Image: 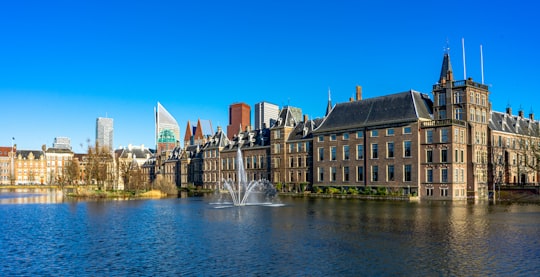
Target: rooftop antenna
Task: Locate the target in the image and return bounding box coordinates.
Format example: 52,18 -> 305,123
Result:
480,44 -> 485,84
462,38 -> 467,80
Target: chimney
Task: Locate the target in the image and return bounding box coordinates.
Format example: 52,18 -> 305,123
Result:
303,114 -> 308,123
529,113 -> 534,120
356,85 -> 362,101
349,97 -> 354,102
506,106 -> 512,115
518,110 -> 524,118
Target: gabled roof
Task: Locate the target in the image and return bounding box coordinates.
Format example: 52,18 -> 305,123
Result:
16,150 -> 45,160
223,128 -> 270,151
203,127 -> 229,149
288,117 -> 324,141
489,111 -> 540,136
315,90 -> 433,133
272,106 -> 298,128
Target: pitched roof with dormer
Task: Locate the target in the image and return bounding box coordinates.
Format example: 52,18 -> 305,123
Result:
271,106 -> 298,128
489,111 -> 540,136
17,150 -> 45,160
288,117 -> 324,141
314,90 -> 433,133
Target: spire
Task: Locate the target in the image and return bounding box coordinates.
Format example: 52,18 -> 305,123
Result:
326,87 -> 332,116
439,51 -> 454,84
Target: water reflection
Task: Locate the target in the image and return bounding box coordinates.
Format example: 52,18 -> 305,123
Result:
0,194 -> 539,276
0,190 -> 64,204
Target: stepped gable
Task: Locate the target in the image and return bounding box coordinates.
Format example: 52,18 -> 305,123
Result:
315,90 -> 433,133
489,111 -> 540,136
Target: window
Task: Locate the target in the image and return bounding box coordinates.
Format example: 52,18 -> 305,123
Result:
298,142 -> 304,152
356,131 -> 364,138
404,165 -> 412,182
357,166 -> 364,181
274,144 -> 281,154
274,130 -> 281,139
318,148 -> 324,161
439,109 -> 447,119
330,167 -> 336,182
357,145 -> 364,160
371,130 -> 378,137
439,92 -> 446,106
343,133 -> 349,140
403,126 -> 412,134
318,167 -> 324,181
455,108 -> 463,120
330,146 -> 336,161
404,141 -> 411,157
470,108 -> 475,121
387,128 -> 394,136
343,166 -> 350,182
427,169 -> 433,183
454,91 -> 463,103
372,166 -> 378,181
427,149 -> 433,163
441,129 -> 449,143
371,144 -> 378,159
289,144 -> 295,153
343,145 -> 350,160
318,135 -> 324,142
387,165 -> 395,181
387,142 -> 394,158
455,149 -> 459,162
330,134 -> 337,141
441,168 -> 448,182
426,130 -> 433,143
441,149 -> 448,163
441,188 -> 448,197
427,187 -> 433,196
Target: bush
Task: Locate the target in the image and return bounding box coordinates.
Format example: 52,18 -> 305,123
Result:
313,186 -> 323,193
326,187 -> 341,194
376,187 -> 388,196
348,187 -> 359,195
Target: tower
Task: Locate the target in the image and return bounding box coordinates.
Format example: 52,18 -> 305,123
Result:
432,50 -> 491,199
96,117 -> 114,151
227,102 -> 251,140
254,101 -> 279,130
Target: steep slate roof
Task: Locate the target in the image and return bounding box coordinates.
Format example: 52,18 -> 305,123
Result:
288,118 -> 324,140
272,106 -> 298,128
17,150 -> 45,160
315,90 -> 433,133
489,111 -> 540,136
118,146 -> 153,159
203,128 -> 229,149
46,148 -> 73,154
224,128 -> 270,151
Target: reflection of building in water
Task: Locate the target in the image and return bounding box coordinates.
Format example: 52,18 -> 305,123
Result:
0,189 -> 63,204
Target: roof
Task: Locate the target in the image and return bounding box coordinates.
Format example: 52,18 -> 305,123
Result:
288,117 -> 324,141
46,147 -> 73,154
489,111 -> 540,136
439,53 -> 453,83
16,150 -> 45,160
118,145 -> 153,159
223,128 -> 270,151
0,147 -> 12,157
315,90 -> 433,133
272,106 -> 298,128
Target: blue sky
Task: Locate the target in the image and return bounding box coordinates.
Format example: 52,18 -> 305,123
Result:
1,0 -> 538,151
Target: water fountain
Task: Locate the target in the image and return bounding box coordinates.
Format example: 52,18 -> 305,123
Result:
219,147 -> 277,207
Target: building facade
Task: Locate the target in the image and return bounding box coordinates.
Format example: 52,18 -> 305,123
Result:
156,102 -> 180,154
96,117 -> 114,151
255,101 -> 279,130
227,102 -> 251,140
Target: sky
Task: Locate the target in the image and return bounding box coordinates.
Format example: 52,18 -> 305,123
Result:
1,0 -> 538,152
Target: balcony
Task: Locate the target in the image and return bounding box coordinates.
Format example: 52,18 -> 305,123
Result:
421,118 -> 467,128
433,79 -> 489,90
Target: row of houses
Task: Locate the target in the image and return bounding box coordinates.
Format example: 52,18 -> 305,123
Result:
3,53 -> 539,200
147,53 -> 540,200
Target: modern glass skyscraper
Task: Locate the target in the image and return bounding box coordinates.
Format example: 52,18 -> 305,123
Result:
96,117 -> 114,150
255,101 -> 279,130
155,102 -> 180,153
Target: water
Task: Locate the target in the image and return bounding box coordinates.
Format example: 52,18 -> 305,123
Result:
1,192 -> 540,276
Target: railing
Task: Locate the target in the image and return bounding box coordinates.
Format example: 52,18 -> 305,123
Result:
421,118 -> 467,128
433,79 -> 489,90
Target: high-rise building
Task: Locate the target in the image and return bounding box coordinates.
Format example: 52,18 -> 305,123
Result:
96,117 -> 114,150
254,101 -> 279,130
53,137 -> 72,150
155,102 -> 180,153
227,102 -> 251,140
